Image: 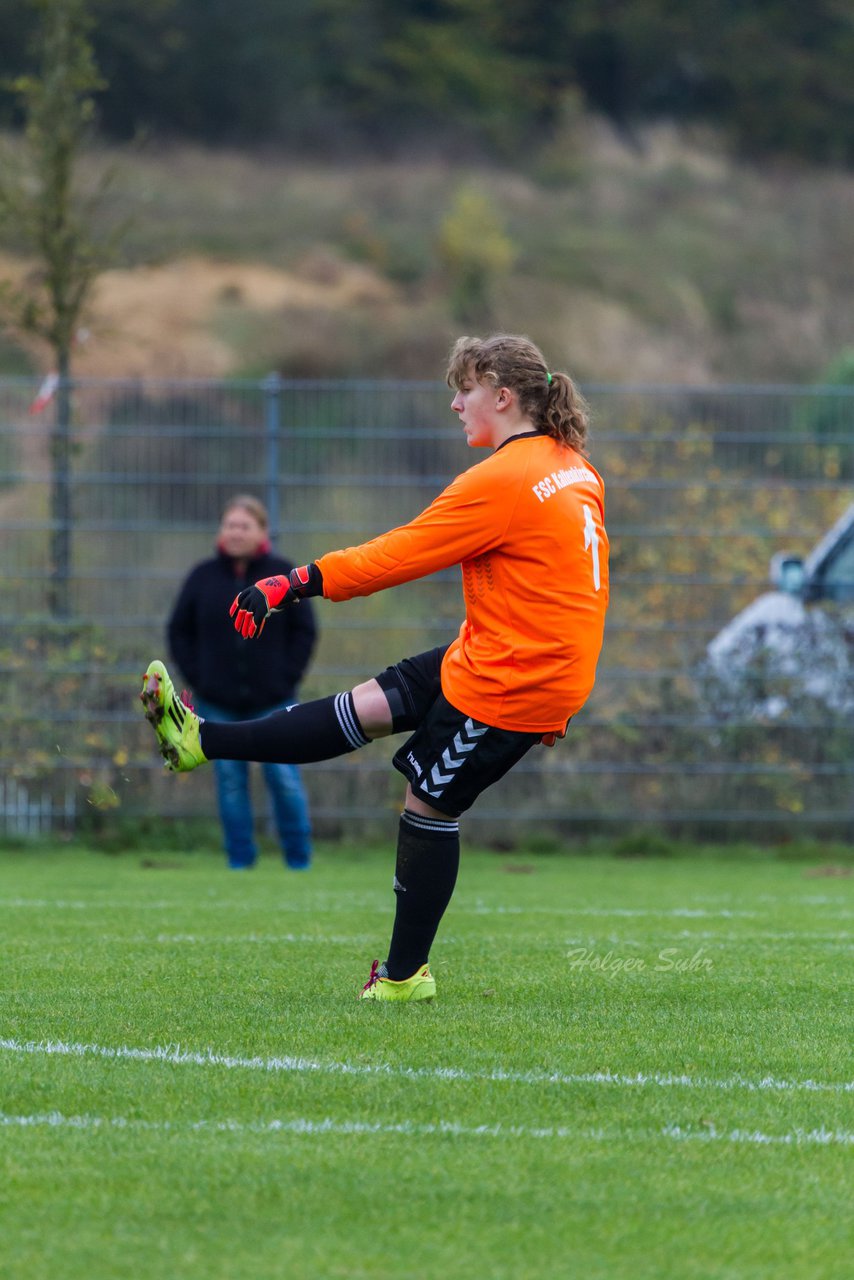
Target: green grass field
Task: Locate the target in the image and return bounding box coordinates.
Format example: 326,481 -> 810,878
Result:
2,843 -> 852,1279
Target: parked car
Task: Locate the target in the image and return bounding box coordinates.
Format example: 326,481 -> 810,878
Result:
706,502 -> 854,718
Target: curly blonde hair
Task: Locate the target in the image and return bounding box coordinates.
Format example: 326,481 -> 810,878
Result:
446,333 -> 590,455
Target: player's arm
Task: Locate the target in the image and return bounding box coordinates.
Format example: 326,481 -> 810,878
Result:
230,564 -> 322,639
231,467 -> 515,636
315,469 -> 513,602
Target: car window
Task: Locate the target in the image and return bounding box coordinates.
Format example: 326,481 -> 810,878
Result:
814,533 -> 854,602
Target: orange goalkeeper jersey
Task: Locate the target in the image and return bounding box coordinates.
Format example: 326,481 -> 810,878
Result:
316,433 -> 609,733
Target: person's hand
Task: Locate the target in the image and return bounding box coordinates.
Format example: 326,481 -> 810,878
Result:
230,564 -> 322,639
540,727 -> 567,748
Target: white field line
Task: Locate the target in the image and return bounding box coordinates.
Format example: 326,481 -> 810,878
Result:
68,930 -> 778,949
152,933 -> 368,946
565,931 -> 853,949
9,928 -> 851,954
8,919 -> 851,955
0,897 -> 763,919
3,895 -> 853,921
8,932 -> 480,950
761,894 -> 853,906
501,905 -> 854,922
668,928 -> 852,941
513,906 -> 757,919
2,1109 -> 852,1148
0,898 -> 756,917
0,897 -> 386,913
11,926 -> 851,951
0,897 -> 381,912
4,932 -> 374,949
662,1123 -> 854,1148
2,1037 -> 852,1096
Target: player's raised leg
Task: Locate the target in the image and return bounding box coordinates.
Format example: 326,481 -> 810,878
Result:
140,663 -> 392,773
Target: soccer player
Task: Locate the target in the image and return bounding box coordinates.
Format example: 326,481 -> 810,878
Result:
140,334 -> 610,1002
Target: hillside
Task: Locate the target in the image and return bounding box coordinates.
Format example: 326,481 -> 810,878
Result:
2,119 -> 853,385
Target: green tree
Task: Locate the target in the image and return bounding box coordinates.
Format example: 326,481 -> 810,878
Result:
438,185 -> 516,325
0,0 -> 115,617
2,0 -> 853,163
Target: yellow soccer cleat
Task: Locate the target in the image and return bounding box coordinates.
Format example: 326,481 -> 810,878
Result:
139,660 -> 207,773
359,960 -> 436,1002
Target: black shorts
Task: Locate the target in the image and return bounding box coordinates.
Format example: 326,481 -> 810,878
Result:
374,646 -> 542,818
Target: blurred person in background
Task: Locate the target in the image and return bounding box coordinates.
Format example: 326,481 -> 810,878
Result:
167,495 -> 318,870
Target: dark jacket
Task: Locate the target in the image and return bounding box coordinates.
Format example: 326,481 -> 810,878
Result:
167,549 -> 318,714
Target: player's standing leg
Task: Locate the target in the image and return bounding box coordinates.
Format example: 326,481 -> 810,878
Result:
359,788 -> 459,1002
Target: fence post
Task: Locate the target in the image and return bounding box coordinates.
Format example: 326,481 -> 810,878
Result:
263,372 -> 283,540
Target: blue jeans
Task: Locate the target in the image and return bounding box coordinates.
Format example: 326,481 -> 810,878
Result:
194,697 -> 313,870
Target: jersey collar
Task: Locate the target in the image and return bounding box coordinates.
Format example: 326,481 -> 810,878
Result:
494,430 -> 544,453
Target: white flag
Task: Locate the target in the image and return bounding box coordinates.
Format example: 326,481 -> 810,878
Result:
29,372 -> 59,415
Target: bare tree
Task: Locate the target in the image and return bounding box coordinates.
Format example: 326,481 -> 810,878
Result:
0,0 -> 114,617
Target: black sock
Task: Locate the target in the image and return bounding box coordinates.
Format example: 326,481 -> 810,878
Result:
385,810 -> 460,980
199,692 -> 369,764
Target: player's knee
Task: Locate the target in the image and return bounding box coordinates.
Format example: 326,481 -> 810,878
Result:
351,678 -> 393,739
404,784 -> 457,822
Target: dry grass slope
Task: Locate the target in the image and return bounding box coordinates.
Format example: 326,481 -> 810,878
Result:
2,119 -> 853,383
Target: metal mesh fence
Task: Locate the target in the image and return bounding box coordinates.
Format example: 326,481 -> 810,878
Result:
1,374 -> 853,842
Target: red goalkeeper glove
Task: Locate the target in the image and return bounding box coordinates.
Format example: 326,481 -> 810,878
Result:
230,563 -> 323,639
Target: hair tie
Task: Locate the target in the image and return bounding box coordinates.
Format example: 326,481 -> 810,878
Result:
546,372 -> 553,386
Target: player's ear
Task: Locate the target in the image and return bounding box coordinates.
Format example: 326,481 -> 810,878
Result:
495,386 -> 513,411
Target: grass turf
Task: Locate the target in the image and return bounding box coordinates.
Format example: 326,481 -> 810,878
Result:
1,843 -> 852,1279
